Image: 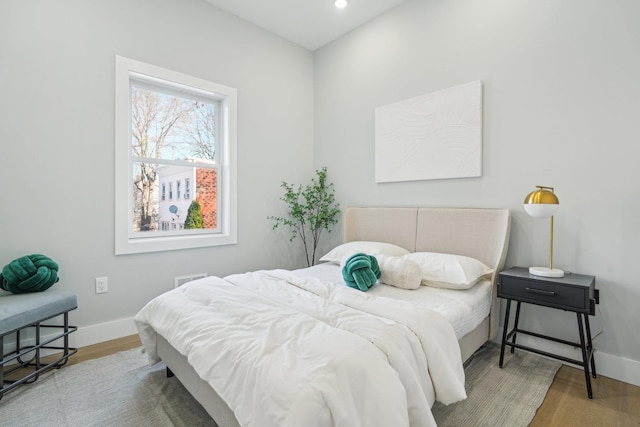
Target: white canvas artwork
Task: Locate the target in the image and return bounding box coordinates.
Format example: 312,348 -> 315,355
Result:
375,80 -> 482,183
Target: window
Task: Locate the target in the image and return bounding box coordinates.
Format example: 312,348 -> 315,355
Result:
115,56 -> 237,254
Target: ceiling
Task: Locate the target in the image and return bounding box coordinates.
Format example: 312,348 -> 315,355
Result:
203,0 -> 409,51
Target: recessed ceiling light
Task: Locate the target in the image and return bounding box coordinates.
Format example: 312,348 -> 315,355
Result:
334,0 -> 347,9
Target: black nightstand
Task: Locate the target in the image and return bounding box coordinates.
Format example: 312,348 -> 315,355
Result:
498,267 -> 599,398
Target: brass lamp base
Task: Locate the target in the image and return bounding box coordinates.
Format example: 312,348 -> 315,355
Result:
529,266 -> 565,278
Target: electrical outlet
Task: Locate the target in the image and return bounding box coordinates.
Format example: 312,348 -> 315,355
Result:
95,277 -> 108,294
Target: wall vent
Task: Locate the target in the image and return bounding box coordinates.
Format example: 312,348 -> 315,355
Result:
174,273 -> 207,288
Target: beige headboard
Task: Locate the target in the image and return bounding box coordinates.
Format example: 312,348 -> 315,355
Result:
343,207 -> 511,338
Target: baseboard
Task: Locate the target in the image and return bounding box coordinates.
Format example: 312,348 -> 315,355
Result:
71,317 -> 138,348
590,349 -> 640,388
491,335 -> 640,387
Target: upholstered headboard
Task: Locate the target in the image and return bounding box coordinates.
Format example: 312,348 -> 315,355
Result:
343,207 -> 511,338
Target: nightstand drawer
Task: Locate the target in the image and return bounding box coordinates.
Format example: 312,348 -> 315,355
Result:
498,274 -> 591,312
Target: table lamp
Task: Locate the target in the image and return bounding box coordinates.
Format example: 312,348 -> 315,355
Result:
524,186 -> 564,278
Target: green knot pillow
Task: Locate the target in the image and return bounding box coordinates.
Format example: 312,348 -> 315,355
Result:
0,254 -> 60,294
341,253 -> 381,292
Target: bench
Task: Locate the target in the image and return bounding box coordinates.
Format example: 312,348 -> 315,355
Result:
0,291 -> 77,400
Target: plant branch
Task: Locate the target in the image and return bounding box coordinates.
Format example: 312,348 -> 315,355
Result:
268,167 -> 340,267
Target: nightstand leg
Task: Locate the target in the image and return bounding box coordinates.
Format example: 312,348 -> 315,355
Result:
584,314 -> 597,378
511,301 -> 522,354
499,299 -> 512,368
577,313 -> 593,399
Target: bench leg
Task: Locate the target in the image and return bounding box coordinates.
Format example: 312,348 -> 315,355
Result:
0,334 -> 4,401
34,323 -> 41,381
56,312 -> 71,368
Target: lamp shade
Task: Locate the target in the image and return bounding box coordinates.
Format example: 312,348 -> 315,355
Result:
524,188 -> 559,218
523,186 -> 563,277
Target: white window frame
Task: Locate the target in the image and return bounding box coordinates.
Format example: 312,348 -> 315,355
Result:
115,56 -> 237,254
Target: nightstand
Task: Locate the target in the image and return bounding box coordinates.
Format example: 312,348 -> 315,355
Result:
497,267 -> 599,398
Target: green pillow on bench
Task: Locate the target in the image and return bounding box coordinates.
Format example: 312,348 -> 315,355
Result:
0,254 -> 59,294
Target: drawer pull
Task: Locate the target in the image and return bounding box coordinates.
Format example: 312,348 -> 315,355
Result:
525,287 -> 556,296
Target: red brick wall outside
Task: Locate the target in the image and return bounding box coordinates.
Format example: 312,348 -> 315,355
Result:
196,169 -> 217,229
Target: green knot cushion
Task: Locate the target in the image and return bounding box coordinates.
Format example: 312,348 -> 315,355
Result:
341,253 -> 381,292
0,254 -> 60,294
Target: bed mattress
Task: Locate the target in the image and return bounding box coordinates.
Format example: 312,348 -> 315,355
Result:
295,263 -> 492,340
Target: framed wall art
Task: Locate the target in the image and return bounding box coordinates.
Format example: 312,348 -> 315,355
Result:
375,80 -> 482,183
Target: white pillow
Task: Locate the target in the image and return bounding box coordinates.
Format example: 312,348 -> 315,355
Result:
375,254 -> 422,290
319,241 -> 410,264
404,252 -> 493,290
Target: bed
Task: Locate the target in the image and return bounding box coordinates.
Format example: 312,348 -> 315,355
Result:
135,207 -> 511,427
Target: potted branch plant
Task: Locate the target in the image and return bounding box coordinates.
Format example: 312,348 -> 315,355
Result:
269,167 -> 341,267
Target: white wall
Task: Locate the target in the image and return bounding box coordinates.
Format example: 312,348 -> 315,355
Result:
0,0 -> 314,331
314,0 -> 640,371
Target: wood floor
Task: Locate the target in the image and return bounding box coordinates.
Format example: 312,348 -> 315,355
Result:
12,335 -> 640,426
531,364 -> 640,426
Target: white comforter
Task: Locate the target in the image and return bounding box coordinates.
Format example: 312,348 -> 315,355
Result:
135,269 -> 466,427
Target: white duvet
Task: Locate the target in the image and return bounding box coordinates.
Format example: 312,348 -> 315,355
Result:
135,269 -> 466,427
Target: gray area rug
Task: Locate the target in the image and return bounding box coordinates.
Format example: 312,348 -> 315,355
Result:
1,342 -> 559,426
432,342 -> 561,426
1,348 -> 213,427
